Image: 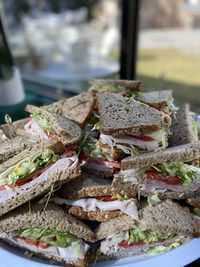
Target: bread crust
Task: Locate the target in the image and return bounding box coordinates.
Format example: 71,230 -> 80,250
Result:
187,196 -> 200,208
68,206 -> 123,222
0,118 -> 29,139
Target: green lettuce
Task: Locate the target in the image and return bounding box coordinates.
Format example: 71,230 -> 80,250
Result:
129,228 -> 176,245
193,208 -> 200,217
18,228 -> 75,248
152,162 -> 197,186
0,149 -> 57,186
112,194 -> 129,201
116,144 -> 140,155
147,193 -> 161,206
192,119 -> 198,138
31,112 -> 51,132
148,242 -> 180,255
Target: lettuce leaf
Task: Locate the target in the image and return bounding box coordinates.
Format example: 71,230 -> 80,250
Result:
87,114 -> 100,131
129,228 -> 176,245
31,112 -> 51,132
193,208 -> 200,217
18,228 -> 75,248
0,149 -> 57,186
148,242 -> 180,255
112,194 -> 129,201
152,162 -> 197,186
147,193 -> 161,206
116,144 -> 140,155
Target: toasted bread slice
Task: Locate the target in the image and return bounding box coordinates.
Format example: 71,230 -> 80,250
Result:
97,92 -> 170,135
187,195 -> 200,208
136,90 -> 173,113
44,93 -> 95,127
0,118 -> 29,139
25,105 -> 83,147
169,104 -> 198,147
121,142 -> 200,170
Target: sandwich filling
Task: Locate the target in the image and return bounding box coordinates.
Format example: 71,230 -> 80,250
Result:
24,113 -> 57,140
54,195 -> 138,220
100,128 -> 167,156
0,150 -> 78,191
0,228 -> 89,261
79,135 -> 121,173
118,161 -> 200,193
100,228 -> 183,256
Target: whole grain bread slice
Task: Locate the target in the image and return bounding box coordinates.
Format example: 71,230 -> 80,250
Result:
0,136 -> 32,164
25,105 -> 83,146
95,200 -> 198,240
0,202 -> 94,242
68,206 -> 123,222
122,141 -> 200,170
136,90 -> 173,113
187,195 -> 200,208
43,93 -> 95,127
89,79 -> 141,96
58,172 -> 137,199
97,92 -> 170,135
169,104 -> 198,147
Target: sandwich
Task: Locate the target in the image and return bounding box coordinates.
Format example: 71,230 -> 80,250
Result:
43,93 -> 95,127
95,200 -> 197,260
88,79 -> 141,96
0,142 -> 80,216
0,136 -> 33,164
54,172 -> 138,222
135,90 -> 174,114
168,103 -> 198,147
0,203 -> 95,267
118,142 -> 200,199
187,195 -> 200,235
96,92 -> 171,158
78,135 -> 122,178
19,105 -> 83,147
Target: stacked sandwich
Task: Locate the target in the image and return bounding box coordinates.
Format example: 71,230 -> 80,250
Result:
0,80 -> 199,267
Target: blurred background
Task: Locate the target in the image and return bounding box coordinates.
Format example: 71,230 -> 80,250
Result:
0,0 -> 200,121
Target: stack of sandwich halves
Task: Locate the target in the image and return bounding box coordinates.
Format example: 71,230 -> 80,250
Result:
0,79 -> 199,267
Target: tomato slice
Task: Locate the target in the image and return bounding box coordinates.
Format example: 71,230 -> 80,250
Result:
127,135 -> 154,141
98,196 -> 117,202
80,154 -> 121,169
19,237 -> 50,249
145,169 -> 181,185
66,151 -> 75,157
119,240 -> 145,248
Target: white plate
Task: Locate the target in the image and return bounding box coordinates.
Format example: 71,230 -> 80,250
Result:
0,238 -> 200,267
0,111 -> 200,266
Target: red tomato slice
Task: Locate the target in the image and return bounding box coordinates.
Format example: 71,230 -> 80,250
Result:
119,240 -> 145,248
38,241 -> 51,249
80,154 -> 121,169
145,169 -> 181,185
127,134 -> 154,141
98,196 -> 117,202
66,151 -> 75,157
19,237 -> 38,247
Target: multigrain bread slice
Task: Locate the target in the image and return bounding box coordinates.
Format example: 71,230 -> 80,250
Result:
89,79 -> 141,96
136,90 -> 173,113
43,93 -> 95,127
58,172 -> 137,199
95,200 -> 198,241
169,103 -> 198,147
0,118 -> 29,139
0,203 -> 95,267
187,195 -> 200,208
97,92 -> 170,135
68,207 -> 123,222
25,104 -> 83,147
121,141 -> 200,170
0,144 -> 80,216
0,136 -> 33,164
